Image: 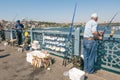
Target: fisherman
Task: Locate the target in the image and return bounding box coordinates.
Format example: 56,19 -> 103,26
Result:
0,23 -> 5,41
14,20 -> 24,46
0,23 -> 2,31
0,23 -> 2,41
83,13 -> 103,74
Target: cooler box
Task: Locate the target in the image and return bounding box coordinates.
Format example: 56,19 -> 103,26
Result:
69,67 -> 85,80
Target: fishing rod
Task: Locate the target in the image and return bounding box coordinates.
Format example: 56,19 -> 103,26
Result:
63,2 -> 77,66
102,12 -> 118,37
11,14 -> 18,28
68,2 -> 77,41
10,14 -> 18,40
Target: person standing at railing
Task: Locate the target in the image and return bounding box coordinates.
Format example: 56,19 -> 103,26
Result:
83,13 -> 103,74
0,23 -> 5,41
0,23 -> 3,41
0,23 -> 3,31
14,20 -> 24,46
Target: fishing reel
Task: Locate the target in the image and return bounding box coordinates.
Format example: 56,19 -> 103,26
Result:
110,27 -> 115,38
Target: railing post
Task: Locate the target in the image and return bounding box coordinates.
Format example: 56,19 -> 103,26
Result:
30,28 -> 33,42
74,27 -> 80,56
10,29 -> 13,40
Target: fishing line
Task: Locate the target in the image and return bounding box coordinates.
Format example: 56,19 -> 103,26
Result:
103,12 -> 118,36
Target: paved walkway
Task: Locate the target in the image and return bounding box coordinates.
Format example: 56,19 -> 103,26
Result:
0,42 -> 120,80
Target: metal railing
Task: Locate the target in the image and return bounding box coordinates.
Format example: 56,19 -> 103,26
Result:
30,27 -> 75,57
4,27 -> 120,74
79,27 -> 120,74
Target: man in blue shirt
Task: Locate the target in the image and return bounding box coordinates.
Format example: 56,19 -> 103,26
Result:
15,20 -> 24,46
83,13 -> 103,74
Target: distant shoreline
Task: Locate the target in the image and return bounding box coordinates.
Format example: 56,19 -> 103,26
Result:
0,20 -> 120,28
98,22 -> 120,27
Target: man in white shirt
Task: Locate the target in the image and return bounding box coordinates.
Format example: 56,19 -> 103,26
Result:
83,13 -> 103,74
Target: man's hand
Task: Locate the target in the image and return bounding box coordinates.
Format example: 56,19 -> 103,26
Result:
98,31 -> 104,35
93,31 -> 103,40
98,36 -> 103,40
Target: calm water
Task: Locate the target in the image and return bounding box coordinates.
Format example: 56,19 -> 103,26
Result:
38,26 -> 120,34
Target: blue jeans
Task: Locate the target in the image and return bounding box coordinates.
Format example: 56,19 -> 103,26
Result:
83,39 -> 97,73
17,31 -> 22,45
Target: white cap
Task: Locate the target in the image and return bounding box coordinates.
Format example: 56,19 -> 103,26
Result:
91,13 -> 98,18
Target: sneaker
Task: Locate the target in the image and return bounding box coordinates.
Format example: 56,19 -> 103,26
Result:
84,76 -> 88,80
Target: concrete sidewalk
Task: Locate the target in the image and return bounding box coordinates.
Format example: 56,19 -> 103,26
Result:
0,42 -> 119,80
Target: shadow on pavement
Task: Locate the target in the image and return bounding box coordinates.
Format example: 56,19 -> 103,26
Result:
0,54 -> 10,58
0,49 -> 5,52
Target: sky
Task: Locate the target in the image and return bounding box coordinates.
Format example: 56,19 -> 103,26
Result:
0,0 -> 120,23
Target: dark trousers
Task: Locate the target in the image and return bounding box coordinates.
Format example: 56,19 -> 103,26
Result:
83,39 -> 97,73
17,32 -> 22,45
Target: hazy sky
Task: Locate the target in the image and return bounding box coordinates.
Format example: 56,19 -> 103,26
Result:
0,0 -> 120,23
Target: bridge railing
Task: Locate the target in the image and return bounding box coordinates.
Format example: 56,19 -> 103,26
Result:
4,27 -> 120,74
30,27 -> 75,58
79,27 -> 120,74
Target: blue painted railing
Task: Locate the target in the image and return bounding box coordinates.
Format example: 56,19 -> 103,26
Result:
79,27 -> 120,74
4,27 -> 120,74
30,27 -> 75,57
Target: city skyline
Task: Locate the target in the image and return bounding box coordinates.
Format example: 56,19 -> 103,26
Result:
0,0 -> 120,23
